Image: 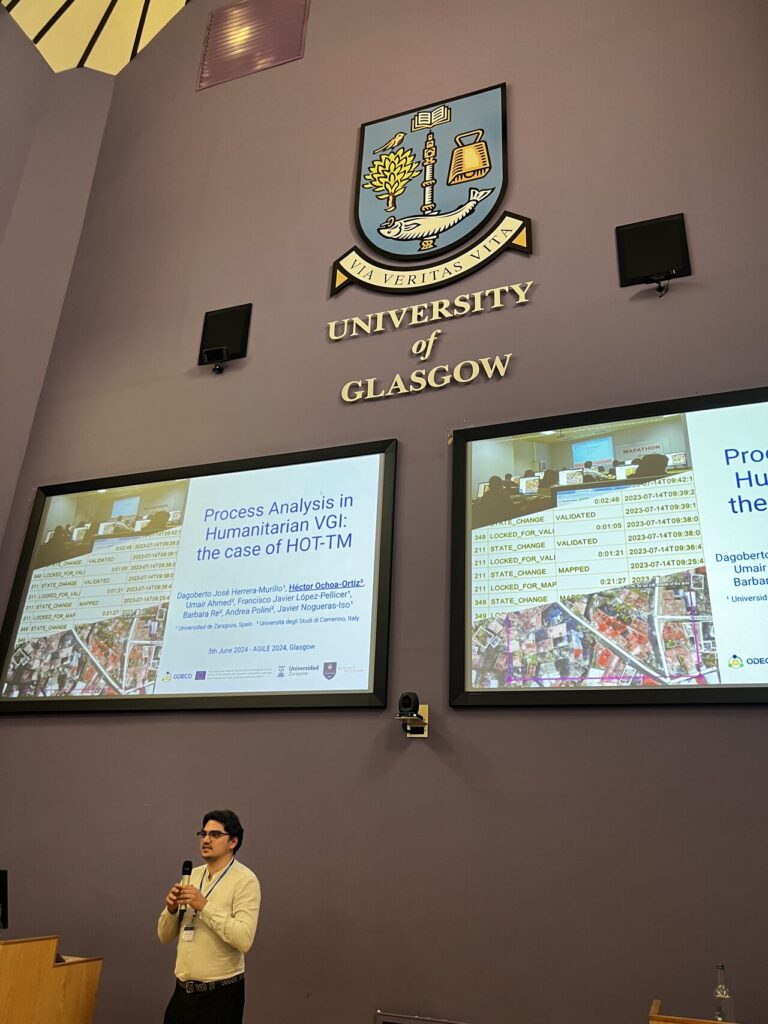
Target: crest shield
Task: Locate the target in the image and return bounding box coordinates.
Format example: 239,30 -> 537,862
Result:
355,85 -> 507,261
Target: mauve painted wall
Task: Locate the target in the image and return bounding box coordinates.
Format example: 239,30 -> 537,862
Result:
0,13 -> 50,243
2,2 -> 768,1023
0,11 -> 113,548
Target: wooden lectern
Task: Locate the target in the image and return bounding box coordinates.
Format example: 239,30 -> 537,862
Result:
0,936 -> 102,1024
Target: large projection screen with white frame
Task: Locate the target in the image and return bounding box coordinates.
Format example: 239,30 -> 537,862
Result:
0,439 -> 396,712
450,387 -> 768,706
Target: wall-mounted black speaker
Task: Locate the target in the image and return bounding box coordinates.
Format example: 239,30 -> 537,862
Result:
615,213 -> 691,287
0,869 -> 7,929
197,303 -> 252,369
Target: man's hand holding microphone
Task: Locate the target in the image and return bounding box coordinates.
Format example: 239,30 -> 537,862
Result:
165,860 -> 208,915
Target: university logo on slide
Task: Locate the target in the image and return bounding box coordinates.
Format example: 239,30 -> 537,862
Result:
331,84 -> 532,295
323,661 -> 337,680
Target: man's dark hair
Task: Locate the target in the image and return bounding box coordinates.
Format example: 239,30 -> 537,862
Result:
203,809 -> 244,853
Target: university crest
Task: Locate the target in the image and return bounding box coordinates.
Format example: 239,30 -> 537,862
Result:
331,84 -> 532,295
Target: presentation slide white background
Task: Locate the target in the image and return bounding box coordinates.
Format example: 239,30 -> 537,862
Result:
687,405 -> 768,681
157,453 -> 384,694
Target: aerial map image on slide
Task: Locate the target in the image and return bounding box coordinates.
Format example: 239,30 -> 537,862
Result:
3,605 -> 167,698
471,567 -> 718,688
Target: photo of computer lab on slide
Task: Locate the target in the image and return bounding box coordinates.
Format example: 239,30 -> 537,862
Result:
471,414 -> 691,527
1,2 -> 767,1024
32,481 -> 189,568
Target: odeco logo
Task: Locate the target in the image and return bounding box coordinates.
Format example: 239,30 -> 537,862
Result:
727,655 -> 743,669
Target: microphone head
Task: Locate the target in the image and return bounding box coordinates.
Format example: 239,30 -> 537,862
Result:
181,860 -> 193,876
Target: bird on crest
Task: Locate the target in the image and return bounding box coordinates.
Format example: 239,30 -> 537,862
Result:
372,131 -> 406,153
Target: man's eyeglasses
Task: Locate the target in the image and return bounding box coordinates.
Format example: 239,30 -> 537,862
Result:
196,830 -> 230,840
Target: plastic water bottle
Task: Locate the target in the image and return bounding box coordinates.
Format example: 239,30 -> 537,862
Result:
713,963 -> 735,1022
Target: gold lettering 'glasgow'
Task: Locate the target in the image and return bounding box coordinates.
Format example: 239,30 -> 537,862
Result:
340,353 -> 513,403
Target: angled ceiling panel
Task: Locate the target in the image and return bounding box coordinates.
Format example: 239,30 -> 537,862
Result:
84,0 -> 144,73
7,0 -> 62,40
1,0 -> 191,75
35,0 -> 106,73
137,0 -> 184,56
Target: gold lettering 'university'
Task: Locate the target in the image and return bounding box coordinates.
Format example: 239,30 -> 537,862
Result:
327,283 -> 534,341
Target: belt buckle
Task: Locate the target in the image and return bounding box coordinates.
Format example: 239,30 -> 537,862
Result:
184,981 -> 196,994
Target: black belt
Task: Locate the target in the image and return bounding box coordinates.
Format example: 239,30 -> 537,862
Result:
177,973 -> 244,994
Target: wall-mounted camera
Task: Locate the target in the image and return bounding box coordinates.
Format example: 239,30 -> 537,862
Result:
396,691 -> 429,738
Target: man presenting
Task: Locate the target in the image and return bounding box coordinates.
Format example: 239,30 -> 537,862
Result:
158,809 -> 261,1024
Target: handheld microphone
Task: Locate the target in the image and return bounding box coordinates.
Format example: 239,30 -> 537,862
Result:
178,860 -> 193,914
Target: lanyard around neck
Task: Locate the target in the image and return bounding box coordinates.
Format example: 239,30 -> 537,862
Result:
201,857 -> 236,899
182,858 -> 236,929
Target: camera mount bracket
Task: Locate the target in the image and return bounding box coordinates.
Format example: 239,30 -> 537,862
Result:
395,704 -> 429,738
